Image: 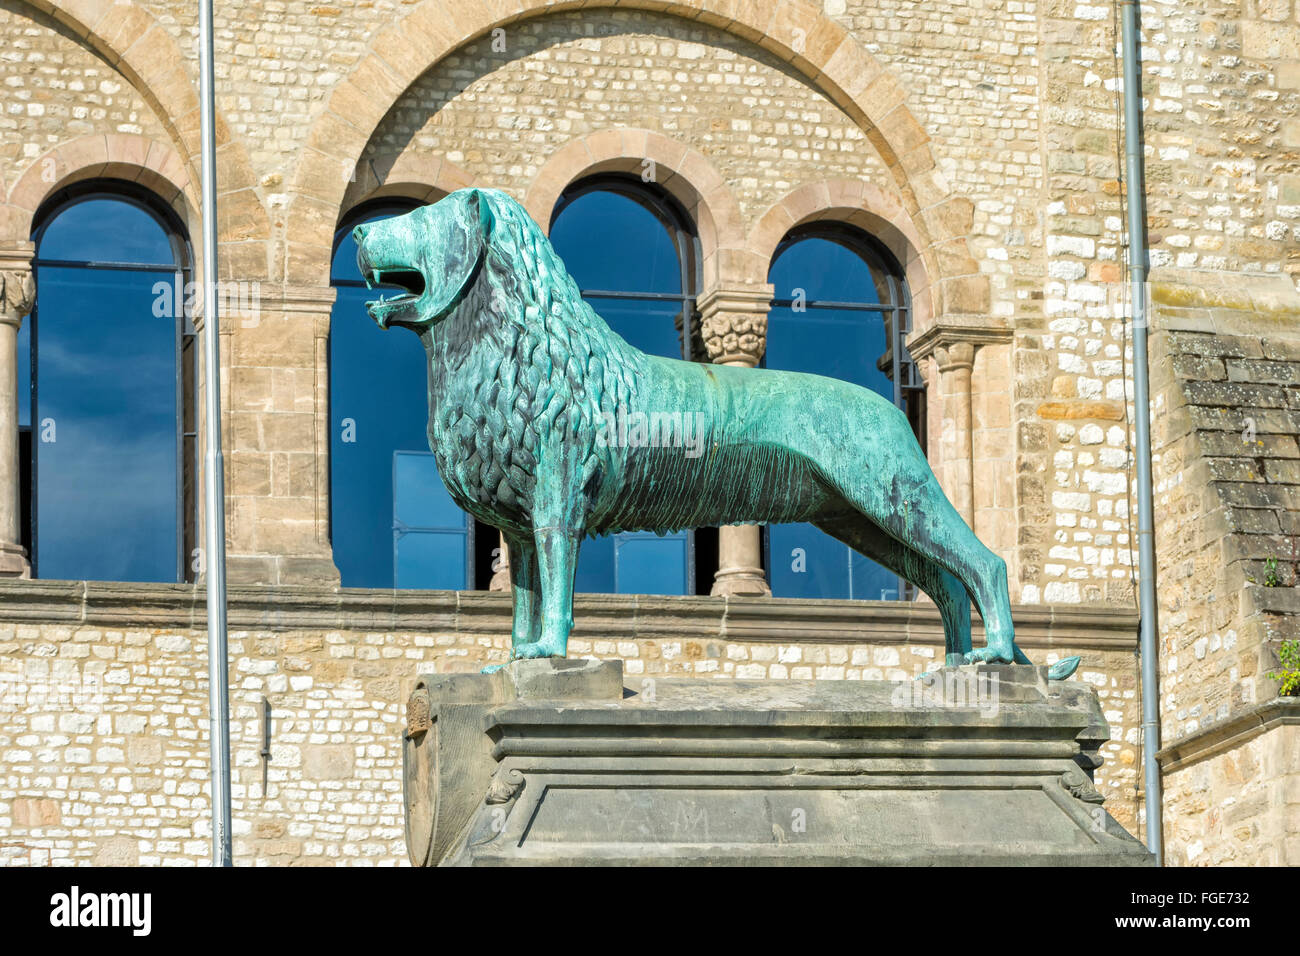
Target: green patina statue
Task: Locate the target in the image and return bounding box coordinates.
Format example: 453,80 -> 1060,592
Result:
354,187 -> 1078,680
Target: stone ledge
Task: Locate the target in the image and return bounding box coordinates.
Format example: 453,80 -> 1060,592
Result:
1242,582 -> 1300,618
0,579 -> 1139,649
1156,697 -> 1300,773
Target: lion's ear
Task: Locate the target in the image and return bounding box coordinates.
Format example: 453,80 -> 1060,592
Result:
467,188 -> 494,244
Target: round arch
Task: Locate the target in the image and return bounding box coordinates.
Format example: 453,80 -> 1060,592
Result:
524,128 -> 747,289
6,2 -> 266,258
285,0 -> 969,291
340,151 -> 478,220
749,179 -> 949,330
6,134 -> 199,242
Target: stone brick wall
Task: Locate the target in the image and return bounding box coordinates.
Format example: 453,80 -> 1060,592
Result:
1148,271 -> 1300,741
0,3 -> 172,186
1144,271 -> 1300,864
1160,703 -> 1300,866
0,583 -> 1140,865
368,9 -> 891,225
4,0 -> 1297,602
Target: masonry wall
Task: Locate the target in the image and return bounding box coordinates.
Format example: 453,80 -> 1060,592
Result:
1161,712 -> 1300,866
10,0 -> 1293,602
0,586 -> 1140,866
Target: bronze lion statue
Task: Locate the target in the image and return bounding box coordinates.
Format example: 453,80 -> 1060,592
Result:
352,187 -> 1076,679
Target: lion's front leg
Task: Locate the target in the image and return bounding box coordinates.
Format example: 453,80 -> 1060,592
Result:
512,528 -> 580,660
513,461 -> 588,661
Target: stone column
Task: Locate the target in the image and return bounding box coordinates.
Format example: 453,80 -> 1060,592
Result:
933,341 -> 976,529
490,534 -> 510,591
0,245 -> 35,578
699,284 -> 773,597
220,285 -> 342,586
907,319 -> 1013,535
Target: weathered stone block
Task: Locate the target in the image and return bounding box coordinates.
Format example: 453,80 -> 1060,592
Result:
303,745 -> 355,780
11,797 -> 61,827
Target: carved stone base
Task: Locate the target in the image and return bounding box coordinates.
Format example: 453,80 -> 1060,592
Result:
402,659 -> 1153,866
709,565 -> 771,597
0,541 -> 30,578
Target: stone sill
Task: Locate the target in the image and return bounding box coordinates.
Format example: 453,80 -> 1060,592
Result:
1156,697 -> 1300,773
0,579 -> 1138,649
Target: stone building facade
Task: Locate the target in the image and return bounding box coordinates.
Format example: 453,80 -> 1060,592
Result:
0,0 -> 1296,865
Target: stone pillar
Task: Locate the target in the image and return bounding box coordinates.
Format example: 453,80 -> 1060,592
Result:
221,285 -> 342,586
0,245 -> 35,578
934,341 -> 976,529
490,534 -> 510,591
907,319 -> 1013,535
699,284 -> 773,597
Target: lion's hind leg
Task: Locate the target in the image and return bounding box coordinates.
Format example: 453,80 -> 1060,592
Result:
814,517 -> 972,665
505,532 -> 541,650
819,429 -> 1018,664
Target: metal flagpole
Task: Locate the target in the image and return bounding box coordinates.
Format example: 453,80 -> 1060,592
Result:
1120,0 -> 1163,866
198,0 -> 233,867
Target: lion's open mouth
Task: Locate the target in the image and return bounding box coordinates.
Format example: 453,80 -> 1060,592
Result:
360,260 -> 427,329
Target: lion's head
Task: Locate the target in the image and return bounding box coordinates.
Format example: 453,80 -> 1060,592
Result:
352,188 -> 496,333
352,187 -> 645,523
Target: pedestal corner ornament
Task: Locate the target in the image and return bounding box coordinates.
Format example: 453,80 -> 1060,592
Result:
353,187 -> 1079,681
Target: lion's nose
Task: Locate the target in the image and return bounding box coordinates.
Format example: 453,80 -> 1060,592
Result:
352,224 -> 367,244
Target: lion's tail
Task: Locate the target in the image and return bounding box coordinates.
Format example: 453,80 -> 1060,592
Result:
1011,642 -> 1081,681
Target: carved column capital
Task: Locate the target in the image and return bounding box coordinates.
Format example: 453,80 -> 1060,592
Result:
697,284 -> 773,367
0,243 -> 33,576
0,244 -> 36,330
934,340 -> 976,373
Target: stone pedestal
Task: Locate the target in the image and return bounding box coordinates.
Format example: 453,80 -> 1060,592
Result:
403,658 -> 1153,866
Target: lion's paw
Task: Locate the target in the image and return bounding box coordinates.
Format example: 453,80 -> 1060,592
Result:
963,645 -> 1015,666
511,641 -> 566,661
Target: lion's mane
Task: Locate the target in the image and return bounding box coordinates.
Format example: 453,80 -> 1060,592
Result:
425,189 -> 645,533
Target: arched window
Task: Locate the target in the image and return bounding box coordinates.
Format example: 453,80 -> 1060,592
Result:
329,199 -> 498,590
763,224 -> 925,601
549,174 -> 706,595
28,182 -> 197,582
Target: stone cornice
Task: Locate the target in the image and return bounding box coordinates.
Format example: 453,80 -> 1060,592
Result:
0,579 -> 1139,651
275,285 -> 339,314
1155,697 -> 1300,773
696,285 -> 774,317
906,316 -> 1014,363
191,284 -> 338,333
0,242 -> 35,270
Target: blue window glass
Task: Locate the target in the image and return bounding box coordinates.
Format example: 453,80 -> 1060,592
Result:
330,201 -> 479,589
393,451 -> 470,590
30,189 -> 195,583
764,229 -> 918,601
550,178 -> 698,596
